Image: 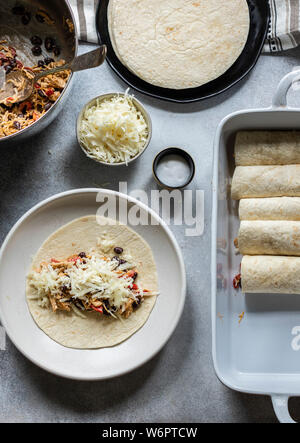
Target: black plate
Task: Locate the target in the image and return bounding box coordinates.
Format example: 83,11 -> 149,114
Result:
96,0 -> 270,104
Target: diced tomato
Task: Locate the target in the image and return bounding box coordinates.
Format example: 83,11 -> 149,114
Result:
45,88 -> 54,97
34,83 -> 40,89
91,305 -> 103,314
67,256 -> 80,263
16,60 -> 23,69
19,101 -> 32,112
131,284 -> 138,291
233,274 -> 241,289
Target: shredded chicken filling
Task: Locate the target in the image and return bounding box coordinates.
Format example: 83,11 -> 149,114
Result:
28,252 -> 155,319
0,41 -> 70,138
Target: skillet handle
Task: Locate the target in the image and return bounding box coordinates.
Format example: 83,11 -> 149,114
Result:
271,395 -> 295,423
272,70 -> 300,108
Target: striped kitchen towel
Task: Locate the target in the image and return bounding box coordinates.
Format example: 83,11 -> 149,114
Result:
69,0 -> 99,44
70,0 -> 300,53
264,0 -> 300,52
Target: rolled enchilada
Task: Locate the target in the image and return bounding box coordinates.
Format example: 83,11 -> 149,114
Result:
241,255 -> 300,294
235,131 -> 300,166
239,197 -> 300,221
238,220 -> 300,256
231,165 -> 300,199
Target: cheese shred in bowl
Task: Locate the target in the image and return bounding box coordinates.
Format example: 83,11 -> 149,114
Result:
78,92 -> 149,164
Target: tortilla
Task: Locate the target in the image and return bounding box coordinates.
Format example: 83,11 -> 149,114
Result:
108,0 -> 250,90
239,197 -> 300,221
26,216 -> 158,349
238,220 -> 300,256
235,131 -> 300,166
241,255 -> 300,294
231,165 -> 300,200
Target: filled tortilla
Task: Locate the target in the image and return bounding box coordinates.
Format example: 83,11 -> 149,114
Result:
231,165 -> 300,200
235,131 -> 300,166
238,220 -> 300,256
239,197 -> 300,221
108,0 -> 250,90
241,255 -> 300,294
26,216 -> 158,349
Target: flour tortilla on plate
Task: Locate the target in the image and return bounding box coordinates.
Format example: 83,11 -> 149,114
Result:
108,0 -> 250,90
238,220 -> 300,256
231,165 -> 300,200
235,131 -> 300,166
26,216 -> 158,349
239,197 -> 300,221
241,255 -> 300,294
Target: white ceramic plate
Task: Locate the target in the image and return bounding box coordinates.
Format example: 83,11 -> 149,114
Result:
0,189 -> 186,380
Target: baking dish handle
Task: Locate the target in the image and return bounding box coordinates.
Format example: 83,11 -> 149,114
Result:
272,70 -> 300,108
271,395 -> 295,423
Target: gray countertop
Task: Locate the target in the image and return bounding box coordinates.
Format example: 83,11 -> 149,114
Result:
1,43 -> 300,423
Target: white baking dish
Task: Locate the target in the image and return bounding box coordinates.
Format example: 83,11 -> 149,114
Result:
212,70 -> 300,423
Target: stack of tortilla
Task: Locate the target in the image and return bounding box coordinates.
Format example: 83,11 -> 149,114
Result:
231,131 -> 300,294
108,0 -> 250,90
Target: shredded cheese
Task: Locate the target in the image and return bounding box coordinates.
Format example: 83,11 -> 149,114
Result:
28,253 -> 141,311
79,92 -> 149,164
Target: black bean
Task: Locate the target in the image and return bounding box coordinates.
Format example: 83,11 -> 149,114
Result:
75,301 -> 84,310
133,296 -> 142,309
53,46 -> 61,57
31,35 -> 42,46
12,6 -> 25,15
132,272 -> 138,281
13,121 -> 21,130
32,45 -> 42,56
114,247 -> 123,255
112,256 -> 126,264
44,57 -> 54,65
10,59 -> 17,68
21,12 -> 31,25
4,65 -> 12,74
61,285 -> 69,293
38,60 -> 45,67
38,89 -> 46,98
45,37 -> 55,52
35,13 -> 45,23
113,257 -> 126,268
44,103 -> 52,111
101,300 -> 109,316
78,252 -> 86,258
